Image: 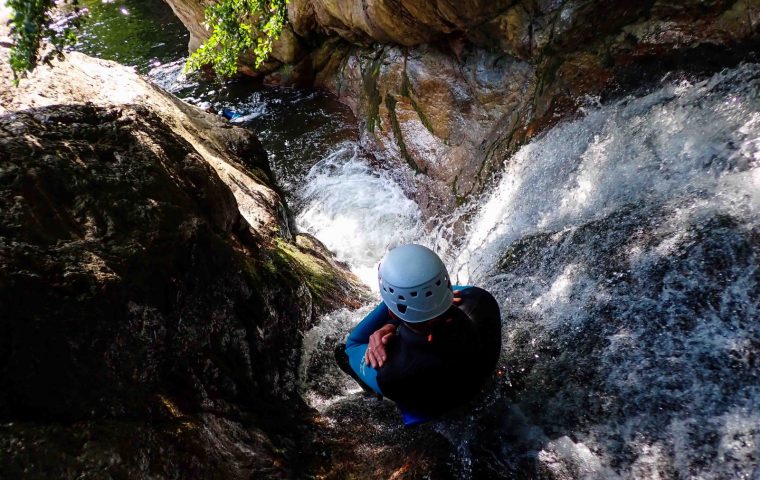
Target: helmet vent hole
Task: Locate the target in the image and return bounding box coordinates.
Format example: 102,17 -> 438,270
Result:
397,304 -> 407,314
410,291 -> 417,297
425,291 -> 433,297
435,279 -> 441,286
398,295 -> 405,300
382,286 -> 387,292
389,287 -> 394,293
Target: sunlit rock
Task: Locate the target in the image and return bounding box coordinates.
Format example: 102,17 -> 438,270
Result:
0,24 -> 367,478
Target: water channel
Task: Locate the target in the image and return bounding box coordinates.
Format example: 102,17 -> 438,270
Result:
71,2 -> 760,478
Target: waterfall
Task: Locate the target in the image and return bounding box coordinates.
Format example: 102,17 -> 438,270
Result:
448,64 -> 760,478
299,64 -> 760,478
295,142 -> 423,287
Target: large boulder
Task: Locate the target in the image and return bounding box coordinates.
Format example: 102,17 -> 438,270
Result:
0,26 -> 367,479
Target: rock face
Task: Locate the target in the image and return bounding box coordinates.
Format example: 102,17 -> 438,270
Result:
313,42 -> 535,202
300,0 -> 760,200
0,30 -> 366,480
288,0 -> 512,45
163,0 -> 760,203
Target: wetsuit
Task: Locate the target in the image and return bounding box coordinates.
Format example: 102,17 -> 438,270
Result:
337,286 -> 501,425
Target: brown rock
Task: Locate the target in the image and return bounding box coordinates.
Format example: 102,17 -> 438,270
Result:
0,24 -> 368,479
270,25 -> 306,64
295,0 -> 513,45
287,0 -> 317,37
163,0 -> 213,52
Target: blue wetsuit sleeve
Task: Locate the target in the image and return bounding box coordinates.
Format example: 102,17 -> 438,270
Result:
344,290 -> 474,402
346,343 -> 382,395
344,302 -> 393,396
346,302 -> 393,348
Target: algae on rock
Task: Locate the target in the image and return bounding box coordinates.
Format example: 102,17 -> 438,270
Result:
0,20 -> 367,478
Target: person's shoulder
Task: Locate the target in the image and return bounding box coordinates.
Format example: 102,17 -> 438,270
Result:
454,286 -> 501,328
456,285 -> 498,302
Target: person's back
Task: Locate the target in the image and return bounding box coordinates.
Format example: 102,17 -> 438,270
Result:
335,244 -> 501,425
377,286 -> 500,419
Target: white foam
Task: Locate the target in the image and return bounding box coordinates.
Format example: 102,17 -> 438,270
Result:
295,64 -> 760,479
455,67 -> 760,285
452,64 -> 760,479
295,142 -> 423,287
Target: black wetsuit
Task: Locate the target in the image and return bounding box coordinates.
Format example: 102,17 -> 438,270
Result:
336,286 -> 501,424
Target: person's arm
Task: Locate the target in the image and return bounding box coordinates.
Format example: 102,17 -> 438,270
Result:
346,302 -> 394,348
343,302 -> 393,395
347,301 -> 399,368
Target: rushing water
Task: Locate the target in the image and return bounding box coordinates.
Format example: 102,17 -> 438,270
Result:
146,35 -> 760,480
300,65 -> 760,479
148,59 -> 425,285
444,65 -> 760,479
68,6 -> 759,476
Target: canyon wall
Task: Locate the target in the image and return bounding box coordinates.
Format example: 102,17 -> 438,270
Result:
166,0 -> 760,205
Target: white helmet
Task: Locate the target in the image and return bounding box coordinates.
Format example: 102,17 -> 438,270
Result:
378,244 -> 453,323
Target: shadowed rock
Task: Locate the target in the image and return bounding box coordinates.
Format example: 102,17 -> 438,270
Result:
0,18 -> 368,478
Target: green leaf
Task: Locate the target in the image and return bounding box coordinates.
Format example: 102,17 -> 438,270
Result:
185,0 -> 288,78
7,0 -> 83,85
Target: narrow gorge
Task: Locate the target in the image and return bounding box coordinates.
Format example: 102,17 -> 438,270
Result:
1,0 -> 759,479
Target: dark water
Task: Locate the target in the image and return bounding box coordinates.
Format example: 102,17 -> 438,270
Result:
150,64 -> 359,197
71,0 -> 188,73
70,0 -> 358,200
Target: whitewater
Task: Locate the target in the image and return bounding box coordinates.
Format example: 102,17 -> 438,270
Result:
297,64 -> 760,479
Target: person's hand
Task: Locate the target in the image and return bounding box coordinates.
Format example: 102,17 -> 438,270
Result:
453,289 -> 463,305
365,323 -> 397,368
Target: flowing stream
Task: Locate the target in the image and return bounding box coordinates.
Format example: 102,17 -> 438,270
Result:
298,66 -> 760,479
70,4 -> 760,477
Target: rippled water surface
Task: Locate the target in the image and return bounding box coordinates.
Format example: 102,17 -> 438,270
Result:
72,0 -> 188,73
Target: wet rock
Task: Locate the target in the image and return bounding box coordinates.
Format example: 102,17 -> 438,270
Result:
0,25 -> 367,479
311,42 -> 535,207
310,396 -> 458,479
269,25 -> 306,65
162,0 -> 210,53
295,0 -> 513,46
0,101 -> 311,478
164,1 -> 758,201
292,0 -> 759,200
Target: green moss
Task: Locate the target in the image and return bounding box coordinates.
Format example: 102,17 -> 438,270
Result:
271,238 -> 337,305
408,97 -> 437,137
385,94 -> 422,173
401,70 -> 438,138
451,175 -> 466,207
476,111 -> 525,196
363,51 -> 385,133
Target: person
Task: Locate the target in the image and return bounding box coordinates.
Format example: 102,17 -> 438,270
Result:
334,244 -> 502,426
